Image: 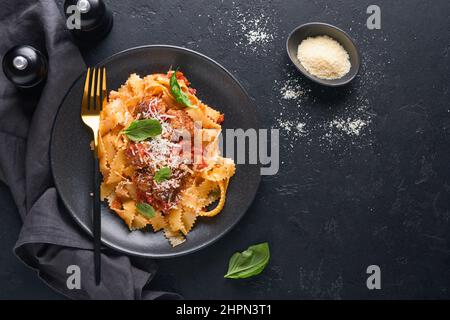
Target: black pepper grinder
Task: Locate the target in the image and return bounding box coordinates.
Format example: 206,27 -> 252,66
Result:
64,0 -> 113,42
2,45 -> 48,89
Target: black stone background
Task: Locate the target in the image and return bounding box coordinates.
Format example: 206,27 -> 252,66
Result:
1,0 -> 450,299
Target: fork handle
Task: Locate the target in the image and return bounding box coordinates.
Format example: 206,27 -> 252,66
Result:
93,153 -> 101,285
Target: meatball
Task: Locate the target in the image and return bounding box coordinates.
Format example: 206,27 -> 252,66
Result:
167,109 -> 194,137
135,97 -> 167,118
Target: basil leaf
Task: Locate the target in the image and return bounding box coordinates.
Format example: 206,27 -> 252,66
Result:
170,70 -> 193,108
154,166 -> 172,183
136,202 -> 156,218
123,119 -> 162,141
224,242 -> 270,279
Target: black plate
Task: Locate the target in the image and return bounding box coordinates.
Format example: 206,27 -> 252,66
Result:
50,45 -> 261,258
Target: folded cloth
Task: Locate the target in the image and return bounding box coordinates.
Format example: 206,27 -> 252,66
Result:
0,0 -> 180,299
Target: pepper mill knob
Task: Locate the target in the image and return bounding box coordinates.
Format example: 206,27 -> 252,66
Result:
2,45 -> 48,88
64,0 -> 113,42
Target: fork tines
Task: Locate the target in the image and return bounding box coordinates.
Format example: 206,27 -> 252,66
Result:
82,67 -> 107,114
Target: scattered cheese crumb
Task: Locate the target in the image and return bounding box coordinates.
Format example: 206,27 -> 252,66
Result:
296,122 -> 306,134
330,118 -> 369,136
246,27 -> 273,45
277,119 -> 308,138
232,10 -> 275,53
281,83 -> 305,100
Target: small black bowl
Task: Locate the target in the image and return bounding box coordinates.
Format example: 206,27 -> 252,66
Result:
286,22 -> 360,86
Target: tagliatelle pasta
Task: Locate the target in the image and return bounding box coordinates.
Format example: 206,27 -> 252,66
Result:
98,70 -> 235,246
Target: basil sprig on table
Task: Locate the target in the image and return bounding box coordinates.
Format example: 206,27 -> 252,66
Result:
154,166 -> 172,183
169,70 -> 193,108
224,242 -> 270,279
123,119 -> 162,141
136,202 -> 155,218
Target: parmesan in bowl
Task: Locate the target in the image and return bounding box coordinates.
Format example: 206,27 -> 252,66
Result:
286,22 -> 360,86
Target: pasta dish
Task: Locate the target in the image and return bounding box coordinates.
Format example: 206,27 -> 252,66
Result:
98,70 -> 235,246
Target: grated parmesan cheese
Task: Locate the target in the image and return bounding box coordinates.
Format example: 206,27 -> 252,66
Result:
297,35 -> 351,80
329,118 -> 368,136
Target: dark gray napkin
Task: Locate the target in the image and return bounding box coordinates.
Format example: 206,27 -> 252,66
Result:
0,0 -> 179,300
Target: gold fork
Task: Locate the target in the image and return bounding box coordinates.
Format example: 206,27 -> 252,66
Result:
81,67 -> 107,285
